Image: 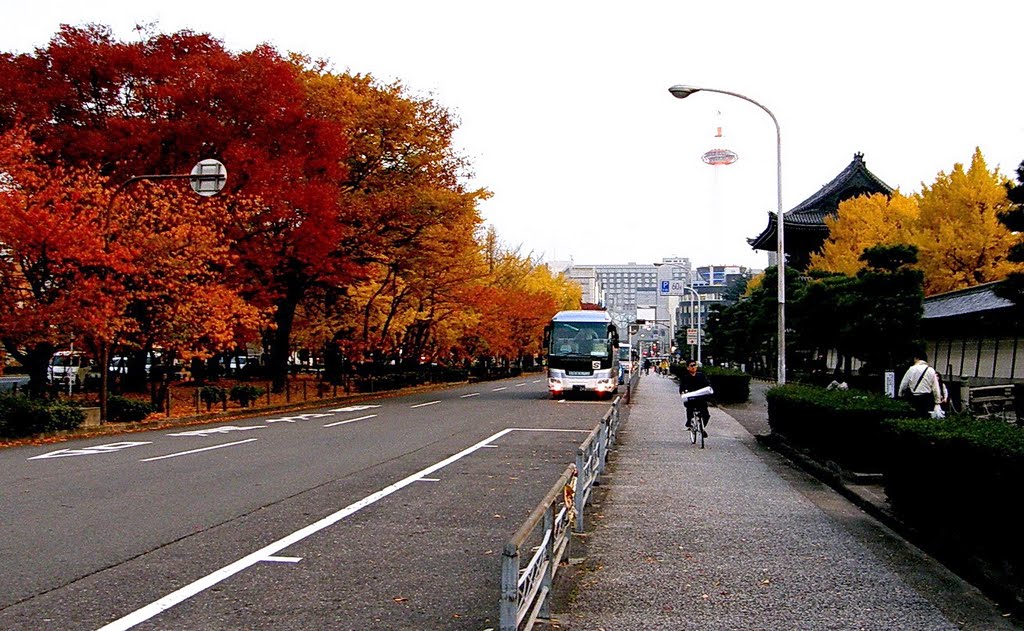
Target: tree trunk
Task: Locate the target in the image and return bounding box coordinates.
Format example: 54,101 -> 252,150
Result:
269,279 -> 304,393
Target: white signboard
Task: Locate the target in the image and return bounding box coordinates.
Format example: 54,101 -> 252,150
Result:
686,328 -> 699,345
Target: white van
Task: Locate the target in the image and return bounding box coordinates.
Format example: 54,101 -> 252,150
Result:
48,351 -> 90,387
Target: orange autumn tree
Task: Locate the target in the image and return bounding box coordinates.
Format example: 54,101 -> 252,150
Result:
463,235 -> 582,367
299,66 -> 490,371
0,27 -> 354,392
106,183 -> 264,398
0,127 -> 116,397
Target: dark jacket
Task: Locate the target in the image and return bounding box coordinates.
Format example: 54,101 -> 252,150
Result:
678,369 -> 711,394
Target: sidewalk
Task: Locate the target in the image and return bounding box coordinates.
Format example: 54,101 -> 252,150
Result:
558,373 -> 1018,630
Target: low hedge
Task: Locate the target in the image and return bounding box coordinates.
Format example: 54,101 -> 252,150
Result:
883,416 -> 1024,607
230,384 -> 266,407
883,416 -> 1024,527
107,396 -> 156,423
0,395 -> 85,438
702,366 -> 750,404
766,383 -> 912,471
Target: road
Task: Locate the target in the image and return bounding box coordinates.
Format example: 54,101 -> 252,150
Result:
0,376 -> 614,630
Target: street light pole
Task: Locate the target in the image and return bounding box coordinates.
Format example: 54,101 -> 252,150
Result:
668,85 -> 785,384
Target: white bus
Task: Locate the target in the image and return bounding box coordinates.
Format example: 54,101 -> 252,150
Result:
544,310 -> 620,398
617,343 -> 635,384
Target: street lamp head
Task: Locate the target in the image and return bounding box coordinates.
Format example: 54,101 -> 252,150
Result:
668,85 -> 701,99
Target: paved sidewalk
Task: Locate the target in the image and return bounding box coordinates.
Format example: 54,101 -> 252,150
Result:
559,374 -> 1018,630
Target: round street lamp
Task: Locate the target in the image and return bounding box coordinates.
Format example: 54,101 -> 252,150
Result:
667,85 -> 786,384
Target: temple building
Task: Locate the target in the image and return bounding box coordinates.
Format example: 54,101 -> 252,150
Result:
748,153 -> 893,270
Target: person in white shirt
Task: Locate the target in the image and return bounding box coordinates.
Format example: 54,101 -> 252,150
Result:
898,352 -> 943,418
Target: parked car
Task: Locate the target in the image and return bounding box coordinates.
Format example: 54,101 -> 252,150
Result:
48,351 -> 91,389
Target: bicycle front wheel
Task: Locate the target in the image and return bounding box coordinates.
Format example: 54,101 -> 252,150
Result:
689,420 -> 697,444
696,416 -> 705,449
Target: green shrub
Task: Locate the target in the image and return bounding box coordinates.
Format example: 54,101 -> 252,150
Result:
199,385 -> 227,410
230,384 -> 265,407
882,416 -> 1024,598
766,383 -> 912,470
0,395 -> 85,438
107,396 -> 156,423
702,366 -> 750,403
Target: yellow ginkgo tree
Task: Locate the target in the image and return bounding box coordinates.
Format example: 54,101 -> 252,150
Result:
809,148 -> 1017,295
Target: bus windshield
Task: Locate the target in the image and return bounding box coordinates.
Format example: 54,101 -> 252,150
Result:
550,322 -> 610,358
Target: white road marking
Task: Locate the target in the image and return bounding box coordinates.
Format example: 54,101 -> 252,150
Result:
328,405 -> 380,413
167,426 -> 264,437
419,477 -> 440,482
515,383 -> 526,387
266,413 -> 333,424
323,414 -> 377,428
140,439 -> 258,462
459,393 -> 480,398
410,400 -> 439,408
98,428 -> 517,631
262,556 -> 302,563
492,387 -> 507,392
28,442 -> 151,460
532,380 -> 543,384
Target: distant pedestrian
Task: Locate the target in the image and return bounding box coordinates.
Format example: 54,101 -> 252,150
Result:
643,358 -> 651,375
898,351 -> 943,418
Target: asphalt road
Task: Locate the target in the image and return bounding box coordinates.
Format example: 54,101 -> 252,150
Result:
0,376 -> 616,630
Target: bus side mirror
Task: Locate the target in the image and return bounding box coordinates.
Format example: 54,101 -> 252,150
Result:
543,325 -> 551,350
608,324 -> 619,347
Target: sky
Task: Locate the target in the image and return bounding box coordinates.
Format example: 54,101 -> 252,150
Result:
3,1 -> 1023,270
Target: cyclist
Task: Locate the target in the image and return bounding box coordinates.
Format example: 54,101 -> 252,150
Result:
678,359 -> 712,436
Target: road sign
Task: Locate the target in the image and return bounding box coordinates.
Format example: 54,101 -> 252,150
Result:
686,328 -> 698,345
660,280 -> 687,296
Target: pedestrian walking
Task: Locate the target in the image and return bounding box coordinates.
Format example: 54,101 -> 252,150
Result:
898,350 -> 943,418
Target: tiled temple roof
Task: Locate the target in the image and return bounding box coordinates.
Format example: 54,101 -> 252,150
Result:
923,282 -> 1015,320
749,152 -> 894,251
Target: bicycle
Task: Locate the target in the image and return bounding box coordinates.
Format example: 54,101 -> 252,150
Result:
686,401 -> 709,448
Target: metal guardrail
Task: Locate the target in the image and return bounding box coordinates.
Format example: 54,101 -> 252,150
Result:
500,396 -> 623,631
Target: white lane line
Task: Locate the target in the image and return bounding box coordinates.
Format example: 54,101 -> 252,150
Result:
492,387 -> 507,392
410,400 -> 440,408
97,428 -> 516,631
140,439 -> 258,462
262,556 -> 302,563
515,383 -> 526,387
459,393 -> 480,398
532,379 -> 543,384
419,478 -> 440,482
323,414 -> 377,428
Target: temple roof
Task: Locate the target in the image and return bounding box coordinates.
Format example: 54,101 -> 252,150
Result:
923,282 -> 1015,320
749,152 -> 893,252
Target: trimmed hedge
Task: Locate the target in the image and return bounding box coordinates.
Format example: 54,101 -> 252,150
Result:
766,383 -> 912,471
883,416 -> 1024,607
230,384 -> 266,407
702,366 -> 751,404
107,396 -> 156,423
0,395 -> 85,438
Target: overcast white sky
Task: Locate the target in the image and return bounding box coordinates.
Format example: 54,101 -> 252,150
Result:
4,1 -> 1023,270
